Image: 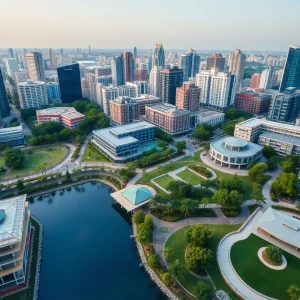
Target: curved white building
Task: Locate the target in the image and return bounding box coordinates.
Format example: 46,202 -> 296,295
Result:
18,80 -> 48,109
209,136 -> 263,169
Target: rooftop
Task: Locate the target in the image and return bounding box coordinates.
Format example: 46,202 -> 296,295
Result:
0,195 -> 27,247
256,208 -> 300,249
147,103 -> 190,116
259,131 -> 300,146
0,125 -> 23,134
18,81 -> 45,86
223,137 -> 248,148
36,107 -> 85,120
192,108 -> 224,119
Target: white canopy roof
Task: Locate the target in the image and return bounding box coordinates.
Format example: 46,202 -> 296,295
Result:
255,208 -> 300,249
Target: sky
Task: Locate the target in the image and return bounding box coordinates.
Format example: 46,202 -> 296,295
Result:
0,0 -> 299,51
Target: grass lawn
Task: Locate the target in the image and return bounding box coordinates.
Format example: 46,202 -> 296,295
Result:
153,174 -> 175,190
165,224 -> 241,299
0,145 -> 67,179
81,143 -> 111,163
231,234 -> 300,300
176,169 -> 206,186
5,218 -> 41,300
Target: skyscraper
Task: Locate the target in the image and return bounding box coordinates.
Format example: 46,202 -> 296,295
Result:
196,69 -> 235,111
229,49 -> 246,92
4,58 -> 19,78
206,53 -> 225,72
122,52 -> 135,83
57,64 -> 82,103
26,52 -> 46,82
152,44 -> 165,68
111,56 -> 124,86
149,66 -> 162,97
133,47 -> 137,60
160,67 -> 183,105
280,45 -> 300,92
148,49 -> 153,72
179,49 -> 200,80
259,67 -> 275,90
249,73 -> 261,89
49,48 -> 57,70
0,68 -> 10,117
176,82 -> 200,112
8,48 -> 14,58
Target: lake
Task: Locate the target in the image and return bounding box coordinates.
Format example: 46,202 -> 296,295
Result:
29,181 -> 164,300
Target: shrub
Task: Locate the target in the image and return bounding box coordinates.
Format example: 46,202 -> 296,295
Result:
185,246 -> 212,273
133,210 -> 145,225
193,281 -> 213,300
265,245 -> 282,264
189,165 -> 212,178
185,225 -> 213,247
161,272 -> 172,286
272,205 -> 300,214
147,254 -> 160,269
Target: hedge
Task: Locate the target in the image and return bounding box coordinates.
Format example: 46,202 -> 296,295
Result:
272,205 -> 300,215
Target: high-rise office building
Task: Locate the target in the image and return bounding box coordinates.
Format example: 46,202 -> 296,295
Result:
0,68 -> 10,117
49,48 -> 57,70
152,44 -> 165,68
4,58 -> 19,78
160,67 -> 183,105
15,71 -> 29,84
26,52 -> 46,82
259,67 -> 275,90
179,49 -> 200,80
8,48 -> 14,58
229,49 -> 246,92
122,52 -> 135,83
249,73 -> 261,89
18,81 -> 48,109
133,47 -> 137,60
268,87 -> 300,123
176,82 -> 200,112
111,56 -> 125,86
206,53 -> 225,72
196,68 -> 235,111
57,64 -> 82,103
102,86 -> 119,115
47,82 -> 61,101
149,66 -> 162,97
148,49 -> 153,72
279,45 -> 300,92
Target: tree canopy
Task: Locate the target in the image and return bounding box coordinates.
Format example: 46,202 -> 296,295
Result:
272,172 -> 298,198
193,281 -> 213,300
4,148 -> 25,169
185,246 -> 212,272
263,145 -> 277,159
219,174 -> 244,193
212,189 -> 243,210
224,108 -> 253,120
248,163 -> 268,184
175,141 -> 187,153
281,155 -> 299,173
192,123 -> 214,141
185,224 -> 213,247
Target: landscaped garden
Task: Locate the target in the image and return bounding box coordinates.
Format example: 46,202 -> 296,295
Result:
230,234 -> 300,300
81,142 -> 111,163
165,223 -> 241,300
0,145 -> 68,179
153,174 -> 174,190
176,169 -> 206,185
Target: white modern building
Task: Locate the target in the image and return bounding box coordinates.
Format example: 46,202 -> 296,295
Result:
0,195 -> 31,289
0,125 -> 25,146
190,108 -> 225,128
234,118 -> 300,156
18,81 -> 48,109
196,68 -> 235,111
102,86 -> 119,115
259,67 -> 275,90
4,59 -> 19,78
149,66 -> 162,97
209,136 -> 263,169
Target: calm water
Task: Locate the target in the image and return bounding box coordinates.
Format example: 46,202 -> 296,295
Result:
29,182 -> 164,300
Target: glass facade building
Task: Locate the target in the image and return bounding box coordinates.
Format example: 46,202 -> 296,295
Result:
0,68 -> 10,118
57,64 -> 82,103
280,45 -> 300,92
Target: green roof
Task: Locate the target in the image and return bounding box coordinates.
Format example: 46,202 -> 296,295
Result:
121,186 -> 152,205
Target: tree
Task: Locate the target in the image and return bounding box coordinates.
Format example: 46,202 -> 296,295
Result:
192,123 -> 214,141
4,148 -> 25,169
16,179 -> 24,191
272,172 -> 298,198
223,117 -> 245,136
164,247 -> 173,261
175,141 -> 187,153
161,272 -> 172,286
185,224 -> 213,247
133,210 -> 145,225
185,246 -> 212,272
212,189 -> 243,210
281,155 -> 300,173
287,285 -> 300,300
76,134 -> 84,144
65,171 -> 72,182
296,203 -> 300,211
219,174 -> 244,193
137,223 -> 152,245
267,156 -> 279,172
248,163 -> 268,183
263,145 -> 277,159
247,160 -> 257,170
201,197 -> 210,208
157,140 -> 168,148
265,245 -> 282,264
155,127 -> 173,143
180,199 -> 196,217
149,194 -> 161,213
193,281 -> 213,300
168,259 -> 183,281
250,183 -> 265,204
147,254 -> 160,269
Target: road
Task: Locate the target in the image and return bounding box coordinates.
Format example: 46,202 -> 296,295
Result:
10,104 -> 32,136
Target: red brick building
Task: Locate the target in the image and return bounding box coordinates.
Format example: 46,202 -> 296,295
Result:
249,73 -> 261,89
176,82 -> 200,112
234,92 -> 272,114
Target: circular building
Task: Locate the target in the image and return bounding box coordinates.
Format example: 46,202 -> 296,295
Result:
209,136 -> 263,169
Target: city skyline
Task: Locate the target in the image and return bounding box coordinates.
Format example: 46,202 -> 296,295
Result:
1,0 -> 299,51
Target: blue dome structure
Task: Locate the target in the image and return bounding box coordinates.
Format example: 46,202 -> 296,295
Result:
121,186 -> 153,205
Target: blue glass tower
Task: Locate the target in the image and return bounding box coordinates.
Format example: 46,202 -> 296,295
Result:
0,68 -> 10,117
